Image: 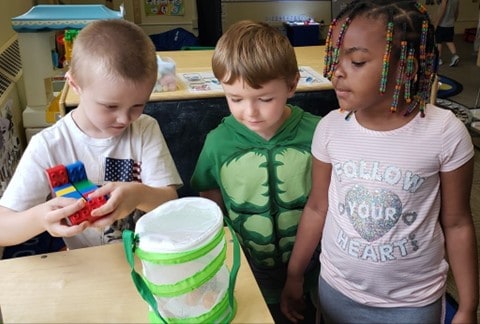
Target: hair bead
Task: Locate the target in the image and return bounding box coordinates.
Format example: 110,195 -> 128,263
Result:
324,17 -> 351,80
323,19 -> 337,78
380,21 -> 394,94
404,47 -> 415,103
391,41 -> 408,112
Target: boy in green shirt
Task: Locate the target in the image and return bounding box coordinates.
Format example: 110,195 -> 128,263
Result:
191,20 -> 321,323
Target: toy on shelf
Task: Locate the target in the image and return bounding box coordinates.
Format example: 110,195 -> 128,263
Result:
154,55 -> 177,92
45,161 -> 107,226
63,29 -> 79,67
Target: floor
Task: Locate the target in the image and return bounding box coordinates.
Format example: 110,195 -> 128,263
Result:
436,35 -> 480,321
436,35 -> 479,111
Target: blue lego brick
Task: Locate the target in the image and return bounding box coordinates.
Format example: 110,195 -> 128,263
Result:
66,161 -> 87,183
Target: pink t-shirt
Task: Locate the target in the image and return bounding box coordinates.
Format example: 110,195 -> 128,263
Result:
312,105 -> 473,307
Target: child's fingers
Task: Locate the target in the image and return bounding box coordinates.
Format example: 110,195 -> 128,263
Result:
90,197 -> 116,217
44,199 -> 88,236
49,221 -> 88,238
89,213 -> 116,228
47,197 -> 85,217
87,182 -> 114,198
48,196 -> 82,209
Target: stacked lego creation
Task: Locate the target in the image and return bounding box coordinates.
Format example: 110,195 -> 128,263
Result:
45,161 -> 107,225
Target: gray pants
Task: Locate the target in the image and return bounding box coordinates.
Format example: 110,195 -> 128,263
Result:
318,277 -> 443,324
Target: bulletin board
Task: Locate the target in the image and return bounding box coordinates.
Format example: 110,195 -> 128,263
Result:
131,0 -> 197,35
144,0 -> 184,16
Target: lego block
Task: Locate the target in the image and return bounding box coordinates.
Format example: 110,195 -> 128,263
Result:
54,183 -> 77,197
73,179 -> 98,197
87,196 -> 107,210
66,161 -> 88,183
66,196 -> 107,225
67,207 -> 92,226
45,160 -> 108,226
58,189 -> 83,200
45,164 -> 68,188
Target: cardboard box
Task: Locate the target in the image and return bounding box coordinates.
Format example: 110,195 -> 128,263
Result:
464,28 -> 477,43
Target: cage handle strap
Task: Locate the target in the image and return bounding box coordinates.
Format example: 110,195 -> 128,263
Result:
122,230 -> 167,324
224,217 -> 241,308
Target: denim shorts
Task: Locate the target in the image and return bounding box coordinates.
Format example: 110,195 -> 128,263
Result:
318,277 -> 443,323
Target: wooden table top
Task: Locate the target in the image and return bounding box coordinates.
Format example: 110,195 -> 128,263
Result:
0,229 -> 273,323
62,46 -> 332,108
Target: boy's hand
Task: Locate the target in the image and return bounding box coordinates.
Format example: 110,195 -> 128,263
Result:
42,197 -> 89,237
280,276 -> 306,323
87,182 -> 140,227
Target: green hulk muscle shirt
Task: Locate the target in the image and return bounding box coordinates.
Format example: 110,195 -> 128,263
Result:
191,105 -> 321,303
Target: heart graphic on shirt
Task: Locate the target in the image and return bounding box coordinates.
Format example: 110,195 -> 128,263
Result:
345,186 -> 402,242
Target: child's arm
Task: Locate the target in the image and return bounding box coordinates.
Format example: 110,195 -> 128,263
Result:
86,182 -> 178,227
281,157 -> 331,323
0,198 -> 88,246
200,188 -> 226,215
440,158 -> 479,323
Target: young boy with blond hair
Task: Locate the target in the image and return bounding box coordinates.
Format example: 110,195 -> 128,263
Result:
0,19 -> 182,249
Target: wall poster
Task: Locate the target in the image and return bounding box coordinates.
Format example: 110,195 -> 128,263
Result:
144,0 -> 184,16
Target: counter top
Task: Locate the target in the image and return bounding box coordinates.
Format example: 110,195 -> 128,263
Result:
62,46 -> 332,108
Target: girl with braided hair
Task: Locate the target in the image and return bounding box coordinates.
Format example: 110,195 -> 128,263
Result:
281,1 -> 478,323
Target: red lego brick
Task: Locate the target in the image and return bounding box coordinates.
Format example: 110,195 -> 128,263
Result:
66,196 -> 108,225
45,165 -> 68,189
67,206 -> 92,226
87,196 -> 107,210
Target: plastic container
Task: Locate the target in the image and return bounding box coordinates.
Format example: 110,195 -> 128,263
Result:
154,56 -> 177,92
123,197 -> 239,323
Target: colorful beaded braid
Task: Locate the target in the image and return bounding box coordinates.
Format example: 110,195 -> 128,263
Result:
415,2 -> 428,14
379,21 -> 394,94
404,47 -> 415,103
419,20 -> 428,62
323,19 -> 337,78
391,40 -> 408,112
406,18 -> 433,117
324,17 -> 351,80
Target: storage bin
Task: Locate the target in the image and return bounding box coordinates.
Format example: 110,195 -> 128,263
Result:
464,27 -> 477,43
123,197 -> 240,323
